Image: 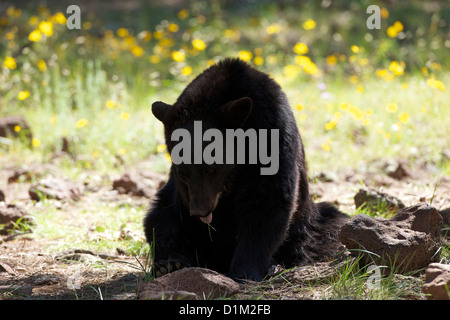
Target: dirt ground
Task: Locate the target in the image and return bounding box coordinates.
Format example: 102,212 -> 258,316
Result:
1,157 -> 449,300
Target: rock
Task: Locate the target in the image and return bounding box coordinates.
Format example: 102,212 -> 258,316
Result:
386,162 -> 412,180
0,189 -> 5,202
113,171 -> 165,198
0,116 -> 33,143
440,207 -> 450,227
422,263 -> 450,300
139,267 -> 240,300
0,203 -> 31,234
354,188 -> 405,211
339,204 -> 442,274
29,177 -> 84,201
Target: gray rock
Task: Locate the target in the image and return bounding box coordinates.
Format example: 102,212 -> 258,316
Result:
113,171 -> 165,198
339,204 -> 442,274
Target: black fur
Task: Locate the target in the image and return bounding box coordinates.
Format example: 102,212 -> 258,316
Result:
143,58 -> 348,281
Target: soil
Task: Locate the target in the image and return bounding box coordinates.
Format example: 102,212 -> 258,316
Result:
0,157 -> 449,300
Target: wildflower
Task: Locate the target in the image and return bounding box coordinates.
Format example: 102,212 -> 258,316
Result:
293,42 -> 308,55
181,66 -> 193,76
118,148 -> 126,155
32,138 -> 41,147
238,50 -> 253,62
37,59 -> 47,72
117,28 -> 129,37
398,113 -> 409,124
3,56 -> 16,69
106,100 -> 116,109
121,112 -> 130,120
356,85 -> 364,93
149,55 -> 161,64
52,12 -> 66,24
130,45 -> 144,57
171,50 -> 185,62
386,103 -> 398,113
14,125 -> 21,132
426,78 -> 445,91
254,56 -> 264,66
178,9 -> 189,20
266,23 -> 282,35
389,61 -> 405,76
349,75 -> 359,84
138,30 -> 152,42
302,19 -> 316,30
38,21 -> 53,37
325,120 -> 337,131
321,143 -> 331,152
76,118 -> 89,128
326,55 -> 337,65
380,8 -> 389,19
351,45 -> 360,53
18,91 -> 30,100
387,21 -> 403,38
157,144 -> 167,153
29,16 -> 39,25
28,29 -> 42,42
296,104 -> 304,111
168,23 -> 179,33
192,39 -> 206,51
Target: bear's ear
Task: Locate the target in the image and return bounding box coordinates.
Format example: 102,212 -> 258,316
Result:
221,97 -> 253,127
152,101 -> 171,123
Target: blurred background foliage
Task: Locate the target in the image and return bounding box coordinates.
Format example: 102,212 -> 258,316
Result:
0,0 -> 449,174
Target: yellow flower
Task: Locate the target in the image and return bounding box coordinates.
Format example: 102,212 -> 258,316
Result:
157,144 -> 167,153
38,21 -> 53,37
118,148 -> 126,155
321,143 -> 331,152
254,56 -> 264,66
326,55 -> 337,65
293,42 -> 308,55
32,138 -> 41,147
121,112 -> 130,120
171,50 -> 185,62
149,55 -> 161,64
302,19 -> 316,30
181,66 -> 193,76
130,45 -> 144,57
266,23 -> 282,35
356,85 -> 364,93
18,91 -> 30,100
3,56 -> 16,69
117,28 -> 129,37
387,21 -> 403,38
52,12 -> 67,24
324,120 -> 337,131
349,75 -> 359,84
386,103 -> 398,113
177,9 -> 189,20
106,100 -> 116,109
28,29 -> 42,42
389,61 -> 405,76
398,113 -> 409,124
380,8 -> 389,19
426,78 -> 445,91
168,23 -> 179,33
50,115 -> 57,124
238,50 -> 253,62
76,118 -> 89,128
351,45 -> 360,53
37,59 -> 47,72
192,39 -> 206,51
28,16 -> 39,25
138,30 -> 152,42
14,125 -> 21,132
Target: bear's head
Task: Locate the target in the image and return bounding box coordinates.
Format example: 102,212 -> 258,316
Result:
151,97 -> 253,224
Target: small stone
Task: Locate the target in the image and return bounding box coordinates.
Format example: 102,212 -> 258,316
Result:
29,177 -> 84,201
422,263 -> 450,300
113,171 -> 165,198
354,188 -> 405,211
386,162 -> 412,180
0,203 -> 31,234
139,267 -> 240,300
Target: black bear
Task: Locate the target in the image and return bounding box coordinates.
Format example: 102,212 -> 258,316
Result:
143,58 -> 348,281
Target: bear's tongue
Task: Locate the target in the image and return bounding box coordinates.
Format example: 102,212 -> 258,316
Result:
200,213 -> 213,224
